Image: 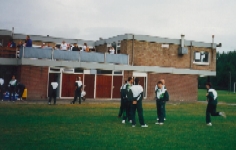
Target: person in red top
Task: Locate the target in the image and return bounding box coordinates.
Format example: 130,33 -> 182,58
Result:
7,39 -> 16,48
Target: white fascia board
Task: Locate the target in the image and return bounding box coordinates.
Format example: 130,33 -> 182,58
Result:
198,70 -> 216,76
80,62 -> 114,70
143,66 -> 173,73
0,58 -> 19,65
172,68 -> 199,75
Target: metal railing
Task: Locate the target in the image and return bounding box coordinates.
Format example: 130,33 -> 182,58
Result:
19,47 -> 129,65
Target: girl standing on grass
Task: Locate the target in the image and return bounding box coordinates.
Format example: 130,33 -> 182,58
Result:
205,82 -> 226,126
155,81 -> 169,125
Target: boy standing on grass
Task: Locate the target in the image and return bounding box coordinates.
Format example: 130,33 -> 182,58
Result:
71,77 -> 83,104
8,75 -> 17,102
0,76 -> 4,101
155,79 -> 167,121
155,81 -> 169,125
121,77 -> 133,124
205,82 -> 226,126
48,81 -> 58,105
118,80 -> 127,118
130,77 -> 148,127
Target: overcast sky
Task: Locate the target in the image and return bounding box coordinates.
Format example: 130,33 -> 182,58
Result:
0,0 -> 235,51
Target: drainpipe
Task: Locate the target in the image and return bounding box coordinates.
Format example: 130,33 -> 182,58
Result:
210,35 -> 214,70
132,34 -> 134,66
190,41 -> 193,69
12,27 -> 14,39
181,34 -> 185,48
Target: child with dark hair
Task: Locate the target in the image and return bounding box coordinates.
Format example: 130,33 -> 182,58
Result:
118,80 -> 127,118
17,82 -> 25,101
121,77 -> 133,124
205,82 -> 226,126
0,76 -> 4,101
155,81 -> 169,125
8,75 -> 17,102
130,77 -> 148,127
73,76 -> 83,104
48,81 -> 58,105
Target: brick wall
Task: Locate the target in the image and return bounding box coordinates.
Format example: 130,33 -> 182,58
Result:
123,71 -> 133,82
17,66 -> 49,99
121,40 -> 216,71
147,73 -> 198,101
122,71 -> 198,101
95,44 -> 108,53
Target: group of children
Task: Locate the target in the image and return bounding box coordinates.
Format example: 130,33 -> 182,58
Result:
48,76 -> 85,105
0,75 -> 26,102
118,77 -> 226,127
118,77 -> 148,127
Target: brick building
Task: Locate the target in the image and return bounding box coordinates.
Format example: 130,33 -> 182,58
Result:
0,29 -> 220,101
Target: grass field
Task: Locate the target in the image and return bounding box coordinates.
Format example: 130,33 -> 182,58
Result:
198,89 -> 236,103
0,102 -> 235,149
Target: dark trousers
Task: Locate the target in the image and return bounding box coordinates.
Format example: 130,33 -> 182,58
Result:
122,99 -> 132,121
157,101 -> 165,123
131,100 -> 145,126
206,104 -> 220,123
118,97 -> 124,117
73,88 -> 81,104
18,88 -> 25,99
0,85 -> 3,100
49,89 -> 57,104
9,86 -> 16,101
156,101 -> 166,120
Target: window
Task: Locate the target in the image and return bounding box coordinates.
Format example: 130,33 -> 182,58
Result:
114,70 -> 122,74
97,70 -> 112,74
50,68 -> 60,72
193,51 -> 209,65
74,68 -> 83,73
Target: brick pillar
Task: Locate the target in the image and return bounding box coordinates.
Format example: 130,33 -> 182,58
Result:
123,71 -> 133,82
18,66 -> 49,99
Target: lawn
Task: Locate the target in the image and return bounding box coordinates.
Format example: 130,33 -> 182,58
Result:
0,102 -> 235,150
198,89 -> 236,103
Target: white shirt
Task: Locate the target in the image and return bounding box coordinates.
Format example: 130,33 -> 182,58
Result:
51,82 -> 58,89
9,79 -> 17,86
155,85 -> 165,91
0,78 -> 4,85
60,43 -> 68,50
81,46 -> 86,51
130,85 -> 143,101
208,89 -> 217,100
156,88 -> 167,99
76,81 -> 82,87
109,49 -> 115,54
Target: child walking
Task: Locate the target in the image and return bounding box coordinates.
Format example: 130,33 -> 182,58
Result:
205,82 -> 226,126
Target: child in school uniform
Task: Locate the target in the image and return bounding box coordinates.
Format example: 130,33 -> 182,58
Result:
130,77 -> 148,127
205,82 -> 226,126
155,81 -> 169,125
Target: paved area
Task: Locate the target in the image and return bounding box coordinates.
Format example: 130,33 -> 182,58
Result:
0,99 -> 209,105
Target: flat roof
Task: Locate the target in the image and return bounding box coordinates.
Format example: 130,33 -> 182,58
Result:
0,29 -> 218,48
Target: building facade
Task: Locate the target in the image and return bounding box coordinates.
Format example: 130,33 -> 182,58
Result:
0,29 -> 219,101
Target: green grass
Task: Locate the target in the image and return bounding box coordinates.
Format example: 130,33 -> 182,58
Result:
198,89 -> 236,103
0,103 -> 236,149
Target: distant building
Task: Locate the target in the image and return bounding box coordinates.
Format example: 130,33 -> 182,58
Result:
0,29 -> 219,101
